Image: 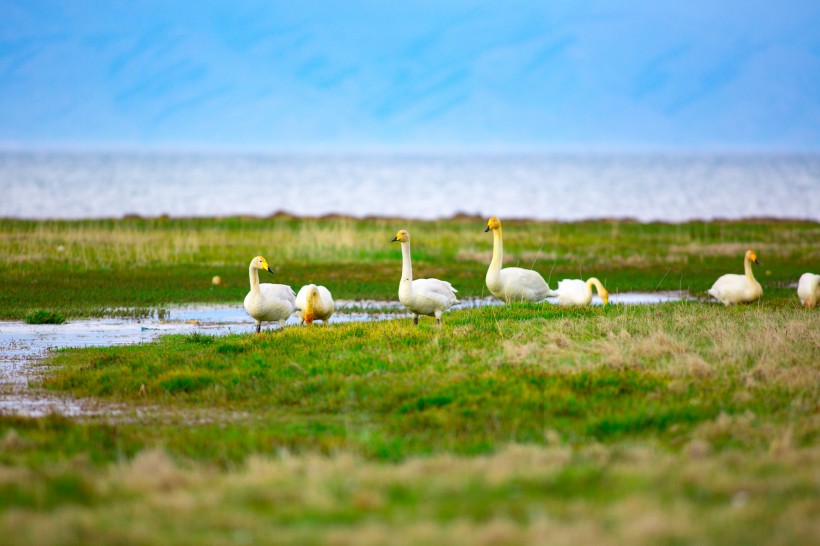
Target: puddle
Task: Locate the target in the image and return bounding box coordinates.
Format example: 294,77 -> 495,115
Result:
0,292 -> 691,417
593,290 -> 693,305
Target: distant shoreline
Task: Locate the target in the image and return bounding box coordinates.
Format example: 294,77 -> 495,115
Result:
1,213 -> 818,225
3,153 -> 818,221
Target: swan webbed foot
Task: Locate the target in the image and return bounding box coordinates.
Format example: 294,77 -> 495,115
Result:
436,317 -> 442,326
255,323 -> 261,334
413,316 -> 419,325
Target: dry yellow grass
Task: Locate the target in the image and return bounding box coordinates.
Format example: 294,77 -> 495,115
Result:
2,442 -> 818,546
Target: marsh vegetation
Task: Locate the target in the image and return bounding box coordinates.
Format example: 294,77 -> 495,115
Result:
0,215 -> 818,544
1,215 -> 817,319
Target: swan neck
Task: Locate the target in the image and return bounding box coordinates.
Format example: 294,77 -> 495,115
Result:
304,286 -> 317,322
586,277 -> 605,294
744,257 -> 755,280
305,287 -> 317,315
400,241 -> 413,283
249,264 -> 260,293
490,227 -> 503,272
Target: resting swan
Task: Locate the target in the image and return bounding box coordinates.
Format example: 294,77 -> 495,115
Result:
295,284 -> 335,324
243,256 -> 296,333
551,277 -> 610,306
485,216 -> 556,303
391,229 -> 459,325
797,273 -> 819,308
707,250 -> 763,306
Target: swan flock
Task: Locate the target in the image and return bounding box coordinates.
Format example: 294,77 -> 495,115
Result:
243,217 -> 809,332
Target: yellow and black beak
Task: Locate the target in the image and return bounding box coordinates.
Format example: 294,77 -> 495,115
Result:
754,258 -> 760,265
484,225 -> 491,232
390,236 -> 399,242
266,266 -> 274,274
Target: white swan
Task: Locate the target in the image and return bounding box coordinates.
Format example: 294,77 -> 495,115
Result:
391,230 -> 459,325
243,256 -> 296,333
707,250 -> 763,306
551,277 -> 610,306
295,284 -> 335,324
797,273 -> 819,308
485,216 -> 556,303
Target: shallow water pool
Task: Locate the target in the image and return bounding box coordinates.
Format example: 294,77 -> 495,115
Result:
0,291 -> 691,417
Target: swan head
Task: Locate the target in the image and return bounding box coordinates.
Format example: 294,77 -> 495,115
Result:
251,256 -> 273,273
484,216 -> 502,232
745,250 -> 759,265
391,230 -> 410,243
600,289 -> 610,306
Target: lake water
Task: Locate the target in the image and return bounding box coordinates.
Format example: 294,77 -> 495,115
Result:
1,151 -> 818,221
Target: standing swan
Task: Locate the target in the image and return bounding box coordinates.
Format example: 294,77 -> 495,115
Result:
707,250 -> 763,306
484,216 -> 556,303
797,273 -> 819,308
295,284 -> 335,324
551,277 -> 610,306
243,256 -> 296,333
391,230 -> 459,326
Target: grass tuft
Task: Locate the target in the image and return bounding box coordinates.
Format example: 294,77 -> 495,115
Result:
23,310 -> 65,324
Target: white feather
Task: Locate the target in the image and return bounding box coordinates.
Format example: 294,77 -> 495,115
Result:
796,273 -> 819,308
295,284 -> 335,323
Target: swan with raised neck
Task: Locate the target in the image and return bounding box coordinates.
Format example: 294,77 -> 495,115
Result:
707,250 -> 763,306
390,229 -> 459,326
484,216 -> 556,303
243,255 -> 297,333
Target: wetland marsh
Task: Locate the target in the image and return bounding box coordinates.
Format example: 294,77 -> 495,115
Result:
0,215 -> 818,545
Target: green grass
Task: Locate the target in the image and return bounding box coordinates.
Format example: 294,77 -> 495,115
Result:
1,215 -> 817,319
23,310 -> 65,324
0,299 -> 817,544
9,298 -> 813,466
1,216 -> 818,545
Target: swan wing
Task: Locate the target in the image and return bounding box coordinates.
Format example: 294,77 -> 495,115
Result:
499,267 -> 555,301
317,285 -> 335,304
413,278 -> 460,307
709,274 -> 760,305
316,285 -> 335,318
295,285 -> 310,310
245,283 -> 296,322
262,283 -> 296,301
555,279 -> 590,305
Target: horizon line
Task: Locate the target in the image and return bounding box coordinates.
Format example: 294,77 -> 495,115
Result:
1,142 -> 819,156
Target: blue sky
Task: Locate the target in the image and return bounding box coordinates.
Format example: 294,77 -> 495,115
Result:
1,0 -> 819,151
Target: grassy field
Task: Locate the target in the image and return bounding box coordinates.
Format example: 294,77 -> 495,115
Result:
1,215 -> 817,319
1,216 -> 818,545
